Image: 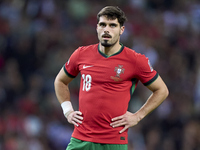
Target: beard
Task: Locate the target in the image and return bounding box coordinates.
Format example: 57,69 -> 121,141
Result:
100,39 -> 118,47
101,40 -> 112,47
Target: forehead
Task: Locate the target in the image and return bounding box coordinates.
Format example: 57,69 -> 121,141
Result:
98,16 -> 119,24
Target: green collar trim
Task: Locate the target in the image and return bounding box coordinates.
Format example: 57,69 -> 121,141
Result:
98,43 -> 124,58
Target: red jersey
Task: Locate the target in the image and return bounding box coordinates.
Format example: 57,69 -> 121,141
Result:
64,43 -> 158,144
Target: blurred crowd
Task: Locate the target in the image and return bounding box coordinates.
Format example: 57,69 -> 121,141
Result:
0,0 -> 200,150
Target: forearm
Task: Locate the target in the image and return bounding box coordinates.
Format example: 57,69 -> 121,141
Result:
54,77 -> 75,118
135,88 -> 168,122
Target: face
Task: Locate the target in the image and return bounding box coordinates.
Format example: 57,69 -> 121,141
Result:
97,16 -> 125,47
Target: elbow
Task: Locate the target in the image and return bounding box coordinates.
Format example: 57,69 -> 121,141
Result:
155,85 -> 169,101
54,75 -> 63,90
163,86 -> 169,100
54,75 -> 59,88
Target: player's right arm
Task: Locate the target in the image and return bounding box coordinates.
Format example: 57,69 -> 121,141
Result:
54,67 -> 83,126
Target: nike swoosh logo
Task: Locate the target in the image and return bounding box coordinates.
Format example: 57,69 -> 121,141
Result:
83,65 -> 93,69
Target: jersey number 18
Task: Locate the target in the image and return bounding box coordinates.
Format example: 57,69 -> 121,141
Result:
82,74 -> 92,91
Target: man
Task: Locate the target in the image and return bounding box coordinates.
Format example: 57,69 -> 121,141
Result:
54,6 -> 169,150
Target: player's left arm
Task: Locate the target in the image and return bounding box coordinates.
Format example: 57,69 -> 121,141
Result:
110,75 -> 169,133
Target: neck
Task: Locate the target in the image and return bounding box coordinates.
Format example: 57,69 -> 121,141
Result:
99,42 -> 121,56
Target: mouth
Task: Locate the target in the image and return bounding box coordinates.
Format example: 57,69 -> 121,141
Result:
102,34 -> 112,39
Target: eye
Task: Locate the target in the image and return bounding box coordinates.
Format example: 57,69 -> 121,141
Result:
110,24 -> 117,28
99,23 -> 106,27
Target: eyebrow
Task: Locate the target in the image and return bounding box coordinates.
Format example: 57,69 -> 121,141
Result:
99,22 -> 106,25
110,23 -> 117,26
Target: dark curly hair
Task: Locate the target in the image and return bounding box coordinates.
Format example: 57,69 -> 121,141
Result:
97,6 -> 127,27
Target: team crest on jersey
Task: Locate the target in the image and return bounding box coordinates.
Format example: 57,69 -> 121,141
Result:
110,65 -> 124,81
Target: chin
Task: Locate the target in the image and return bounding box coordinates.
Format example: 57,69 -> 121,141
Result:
101,40 -> 112,47
101,43 -> 112,47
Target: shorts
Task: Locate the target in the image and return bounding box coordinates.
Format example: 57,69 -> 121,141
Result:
66,137 -> 128,150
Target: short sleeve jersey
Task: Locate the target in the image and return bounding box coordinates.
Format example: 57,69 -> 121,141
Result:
64,43 -> 158,144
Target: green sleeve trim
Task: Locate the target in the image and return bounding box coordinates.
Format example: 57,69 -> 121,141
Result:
143,73 -> 159,86
63,65 -> 76,78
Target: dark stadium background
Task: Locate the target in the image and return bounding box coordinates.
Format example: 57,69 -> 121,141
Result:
0,0 -> 200,149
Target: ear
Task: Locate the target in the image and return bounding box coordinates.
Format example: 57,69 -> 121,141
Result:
120,26 -> 125,35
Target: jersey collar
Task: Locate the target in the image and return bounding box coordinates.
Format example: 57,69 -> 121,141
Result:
98,43 -> 124,58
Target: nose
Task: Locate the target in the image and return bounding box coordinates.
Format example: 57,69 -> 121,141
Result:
104,30 -> 109,34
103,25 -> 110,33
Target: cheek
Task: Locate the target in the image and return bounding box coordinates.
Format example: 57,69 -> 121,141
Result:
97,30 -> 102,40
114,31 -> 121,38
96,30 -> 100,36
97,29 -> 102,35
